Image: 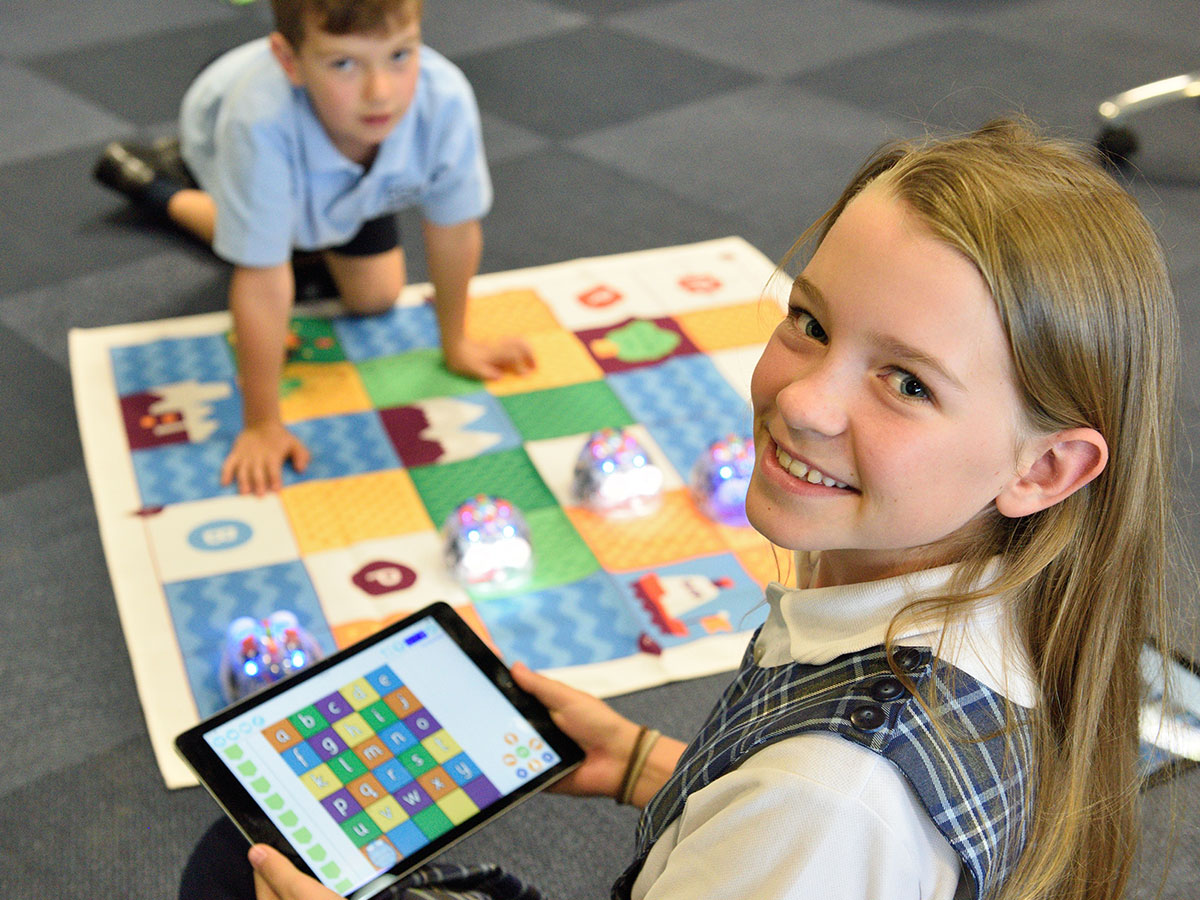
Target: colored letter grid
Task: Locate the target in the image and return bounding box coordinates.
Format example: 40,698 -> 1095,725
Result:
263,664 -> 502,865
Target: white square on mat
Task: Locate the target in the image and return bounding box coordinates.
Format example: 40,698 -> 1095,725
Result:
143,493 -> 300,584
303,531 -> 472,627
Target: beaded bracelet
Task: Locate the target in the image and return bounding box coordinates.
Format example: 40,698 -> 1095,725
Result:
616,726 -> 662,805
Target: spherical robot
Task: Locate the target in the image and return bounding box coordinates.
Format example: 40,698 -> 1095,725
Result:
219,610 -> 323,704
443,495 -> 534,592
572,428 -> 663,518
690,434 -> 755,526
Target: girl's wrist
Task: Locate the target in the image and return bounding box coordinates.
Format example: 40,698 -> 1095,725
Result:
616,726 -> 661,805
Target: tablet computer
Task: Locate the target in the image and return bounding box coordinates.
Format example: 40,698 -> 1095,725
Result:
175,602 -> 583,899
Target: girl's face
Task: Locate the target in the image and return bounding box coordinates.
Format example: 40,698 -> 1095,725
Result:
747,183 -> 1034,587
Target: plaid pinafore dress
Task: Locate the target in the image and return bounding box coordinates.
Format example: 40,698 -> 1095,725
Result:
611,637 -> 1033,900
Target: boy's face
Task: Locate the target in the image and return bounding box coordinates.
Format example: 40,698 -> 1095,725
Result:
746,183 -> 1038,587
271,13 -> 422,164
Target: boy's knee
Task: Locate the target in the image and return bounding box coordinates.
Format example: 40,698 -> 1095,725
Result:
341,285 -> 402,315
330,249 -> 405,315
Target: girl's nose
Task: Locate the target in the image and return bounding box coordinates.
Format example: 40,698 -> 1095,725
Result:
775,360 -> 850,437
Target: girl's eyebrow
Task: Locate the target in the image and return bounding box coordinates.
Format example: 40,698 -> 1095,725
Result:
792,274 -> 967,393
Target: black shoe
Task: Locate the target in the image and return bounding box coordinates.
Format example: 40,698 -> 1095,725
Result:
149,136 -> 197,188
93,141 -> 161,200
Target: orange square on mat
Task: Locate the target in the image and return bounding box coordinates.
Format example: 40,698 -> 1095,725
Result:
279,361 -> 373,423
281,470 -> 433,554
675,300 -> 782,353
486,329 -> 604,396
565,490 -> 725,571
466,289 -> 561,339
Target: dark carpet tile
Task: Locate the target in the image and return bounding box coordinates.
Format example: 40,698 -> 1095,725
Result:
0,737 -> 220,900
0,325 -> 80,492
26,9 -> 270,129
791,25 -> 1198,138
481,146 -> 748,271
546,0 -> 668,15
0,143 -> 199,296
457,23 -> 761,140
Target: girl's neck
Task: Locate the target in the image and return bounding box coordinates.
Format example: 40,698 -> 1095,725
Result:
807,546 -> 962,589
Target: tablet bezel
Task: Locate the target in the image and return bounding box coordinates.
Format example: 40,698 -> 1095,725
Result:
174,601 -> 583,898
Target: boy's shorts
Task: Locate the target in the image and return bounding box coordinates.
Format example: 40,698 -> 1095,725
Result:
327,214 -> 401,257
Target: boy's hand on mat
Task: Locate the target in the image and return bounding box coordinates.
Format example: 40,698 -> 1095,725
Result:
249,844 -> 339,900
510,662 -> 643,800
444,336 -> 535,380
221,421 -> 311,496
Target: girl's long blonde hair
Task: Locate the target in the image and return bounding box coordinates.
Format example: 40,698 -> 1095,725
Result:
785,119 -> 1180,900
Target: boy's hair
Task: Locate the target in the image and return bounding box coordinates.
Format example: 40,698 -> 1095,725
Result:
786,119 -> 1179,900
270,0 -> 423,48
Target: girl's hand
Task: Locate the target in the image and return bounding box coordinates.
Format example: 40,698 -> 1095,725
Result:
510,662 -> 642,799
248,844 -> 339,900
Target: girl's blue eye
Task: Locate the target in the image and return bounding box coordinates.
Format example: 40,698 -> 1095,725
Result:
888,370 -> 932,402
331,58 -> 354,72
391,49 -> 412,64
789,307 -> 827,343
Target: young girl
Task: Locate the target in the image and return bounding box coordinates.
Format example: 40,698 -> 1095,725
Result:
204,119 -> 1180,900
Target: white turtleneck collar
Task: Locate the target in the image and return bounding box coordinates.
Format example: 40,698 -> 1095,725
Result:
754,554 -> 1039,708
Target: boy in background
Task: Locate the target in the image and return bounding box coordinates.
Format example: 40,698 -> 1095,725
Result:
95,0 -> 533,495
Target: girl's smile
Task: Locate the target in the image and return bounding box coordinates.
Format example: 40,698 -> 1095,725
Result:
768,441 -> 853,491
746,180 -> 1036,587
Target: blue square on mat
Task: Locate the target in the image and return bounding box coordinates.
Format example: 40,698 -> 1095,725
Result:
643,408 -> 754,488
607,353 -> 749,428
286,411 -> 402,482
111,334 -> 236,395
132,437 -> 238,507
164,560 -> 335,718
473,571 -> 642,669
332,304 -> 439,361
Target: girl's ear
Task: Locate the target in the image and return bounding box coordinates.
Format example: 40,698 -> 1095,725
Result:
995,428 -> 1108,518
269,32 -> 305,87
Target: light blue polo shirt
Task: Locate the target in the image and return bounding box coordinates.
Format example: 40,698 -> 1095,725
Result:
179,38 -> 492,267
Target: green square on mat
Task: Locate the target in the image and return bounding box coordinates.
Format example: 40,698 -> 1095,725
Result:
498,381 -> 634,441
356,349 -> 480,407
468,506 -> 599,600
408,448 -> 558,526
288,317 -> 346,362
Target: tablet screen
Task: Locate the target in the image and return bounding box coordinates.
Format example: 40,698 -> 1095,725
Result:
177,604 -> 580,897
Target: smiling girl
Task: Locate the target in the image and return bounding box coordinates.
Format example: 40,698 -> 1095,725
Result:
214,119 -> 1180,900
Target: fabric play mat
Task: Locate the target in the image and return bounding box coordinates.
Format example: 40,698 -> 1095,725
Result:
72,237 -> 792,788
72,236 -> 1200,789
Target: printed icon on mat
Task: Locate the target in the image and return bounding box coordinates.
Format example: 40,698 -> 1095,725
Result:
578,285 -> 622,308
678,273 -> 722,294
120,380 -> 232,449
188,519 -> 253,552
589,320 -> 680,364
352,560 -> 417,596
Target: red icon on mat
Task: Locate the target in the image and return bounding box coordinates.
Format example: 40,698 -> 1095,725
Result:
678,273 -> 722,294
352,561 -> 417,596
578,285 -> 623,308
